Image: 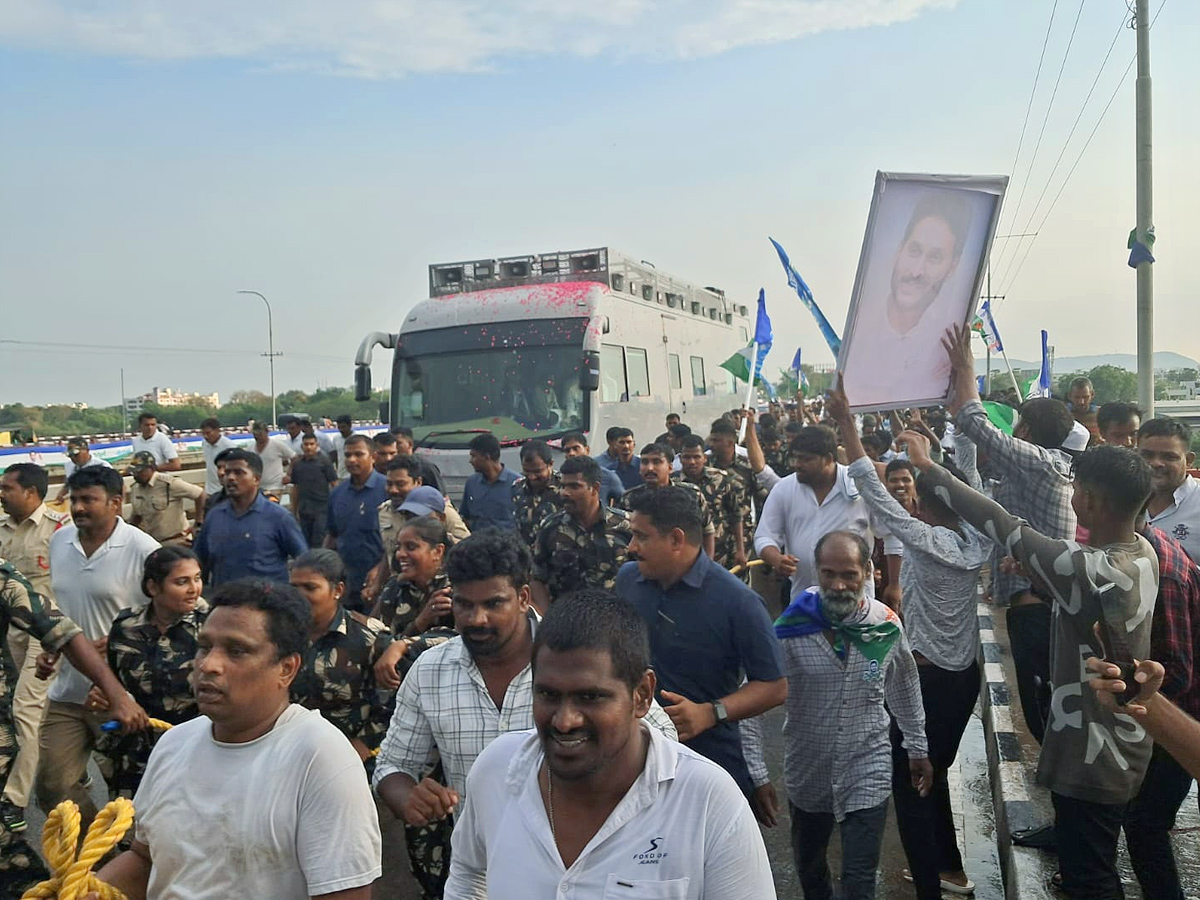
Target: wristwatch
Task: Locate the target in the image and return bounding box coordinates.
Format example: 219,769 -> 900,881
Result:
711,700 -> 729,724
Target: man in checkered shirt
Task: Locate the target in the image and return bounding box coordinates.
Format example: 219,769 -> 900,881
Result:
373,529 -> 675,884
770,530 -> 930,900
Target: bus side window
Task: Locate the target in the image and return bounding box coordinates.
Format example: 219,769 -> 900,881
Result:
668,353 -> 683,390
600,343 -> 628,403
690,356 -> 707,397
626,347 -> 650,398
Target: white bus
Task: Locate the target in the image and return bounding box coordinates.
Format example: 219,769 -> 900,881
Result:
354,247 -> 754,495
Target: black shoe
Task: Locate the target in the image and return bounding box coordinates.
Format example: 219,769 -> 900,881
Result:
0,799 -> 26,834
1011,822 -> 1056,850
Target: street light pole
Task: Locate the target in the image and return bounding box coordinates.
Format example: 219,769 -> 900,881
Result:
237,290 -> 281,428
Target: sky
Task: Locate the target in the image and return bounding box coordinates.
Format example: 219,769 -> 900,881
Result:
1,0 -> 1197,408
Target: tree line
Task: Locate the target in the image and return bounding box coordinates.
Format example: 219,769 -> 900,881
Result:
0,386 -> 389,438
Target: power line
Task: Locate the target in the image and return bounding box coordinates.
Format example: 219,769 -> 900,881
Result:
992,0 -> 1059,266
996,9 -> 1127,294
994,0 -> 1086,275
0,339 -> 343,362
1000,0 -> 1167,296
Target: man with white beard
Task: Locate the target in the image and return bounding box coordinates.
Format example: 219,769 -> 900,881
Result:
771,530 -> 931,900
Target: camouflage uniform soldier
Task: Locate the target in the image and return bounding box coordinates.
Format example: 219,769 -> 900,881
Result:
0,559 -> 87,886
510,441 -> 564,549
676,435 -> 747,569
93,598 -> 209,798
708,420 -> 766,527
291,605 -> 394,758
0,560 -> 82,790
530,456 -> 631,611
376,571 -> 453,638
618,443 -> 717,560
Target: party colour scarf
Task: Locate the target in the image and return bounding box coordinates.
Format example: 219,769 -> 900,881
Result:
774,589 -> 901,665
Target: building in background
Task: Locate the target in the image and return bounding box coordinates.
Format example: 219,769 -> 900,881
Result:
123,386 -> 220,416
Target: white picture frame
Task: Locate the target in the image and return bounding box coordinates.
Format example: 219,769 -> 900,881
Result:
837,171 -> 1008,412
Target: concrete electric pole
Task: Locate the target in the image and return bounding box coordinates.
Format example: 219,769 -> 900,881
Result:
1135,0 -> 1154,414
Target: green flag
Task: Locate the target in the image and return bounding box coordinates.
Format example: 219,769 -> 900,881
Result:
720,344 -> 754,382
982,401 -> 1017,435
720,344 -> 773,390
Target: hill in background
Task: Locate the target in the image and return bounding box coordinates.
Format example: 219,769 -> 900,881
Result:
975,351 -> 1199,375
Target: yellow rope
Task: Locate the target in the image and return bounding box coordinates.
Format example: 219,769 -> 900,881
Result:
21,798 -> 135,900
728,558 -> 767,576
20,720 -> 171,899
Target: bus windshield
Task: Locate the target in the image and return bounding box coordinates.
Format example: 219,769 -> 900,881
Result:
393,323 -> 590,446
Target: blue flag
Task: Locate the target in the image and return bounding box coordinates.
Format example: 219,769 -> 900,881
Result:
720,290 -> 775,399
789,347 -> 810,395
753,288 -> 773,347
980,300 -> 1004,354
1035,330 -> 1053,398
769,238 -> 841,357
753,289 -> 774,398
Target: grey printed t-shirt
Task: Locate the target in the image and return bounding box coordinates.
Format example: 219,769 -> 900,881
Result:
922,462 -> 1159,805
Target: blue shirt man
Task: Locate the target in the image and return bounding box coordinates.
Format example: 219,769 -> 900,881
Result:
617,485 -> 786,796
598,467 -> 625,507
559,432 -> 624,506
327,468 -> 387,611
610,456 -> 643,490
460,433 -> 520,531
194,449 -> 307,586
606,429 -> 643,490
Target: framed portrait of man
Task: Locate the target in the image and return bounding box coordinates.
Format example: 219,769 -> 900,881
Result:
838,172 -> 1007,412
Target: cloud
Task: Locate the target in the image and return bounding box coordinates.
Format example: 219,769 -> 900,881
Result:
0,0 -> 956,78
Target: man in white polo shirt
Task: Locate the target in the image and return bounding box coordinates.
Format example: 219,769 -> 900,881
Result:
445,590 -> 774,900
199,417 -> 235,496
34,465 -> 159,824
130,413 -> 180,473
1139,417 -> 1199,563
754,424 -> 873,599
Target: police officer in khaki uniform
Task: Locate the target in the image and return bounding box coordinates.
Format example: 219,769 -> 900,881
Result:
126,452 -> 205,545
0,463 -> 69,833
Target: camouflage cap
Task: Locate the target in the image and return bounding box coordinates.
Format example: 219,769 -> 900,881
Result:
127,451 -> 157,472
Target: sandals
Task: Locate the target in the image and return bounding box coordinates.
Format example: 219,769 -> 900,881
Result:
901,868 -> 976,895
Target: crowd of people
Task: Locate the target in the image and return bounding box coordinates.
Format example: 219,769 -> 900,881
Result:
0,325 -> 1198,899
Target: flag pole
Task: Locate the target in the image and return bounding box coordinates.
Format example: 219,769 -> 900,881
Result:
1000,347 -> 1023,403
739,342 -> 759,442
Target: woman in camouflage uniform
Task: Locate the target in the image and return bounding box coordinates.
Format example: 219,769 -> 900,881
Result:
372,516 -> 456,652
370,519 -> 459,900
287,549 -> 392,763
89,546 -> 207,799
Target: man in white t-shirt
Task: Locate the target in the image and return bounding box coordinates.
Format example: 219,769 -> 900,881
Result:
199,417 -> 236,495
252,422 -> 296,495
130,413 -> 181,472
331,415 -> 354,480
55,438 -> 114,502
93,578 -> 382,900
61,438 -> 113,481
754,424 -> 873,598
36,465 -> 160,823
445,589 -> 774,900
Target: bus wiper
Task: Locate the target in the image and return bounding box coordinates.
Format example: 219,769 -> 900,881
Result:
416,428 -> 493,449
